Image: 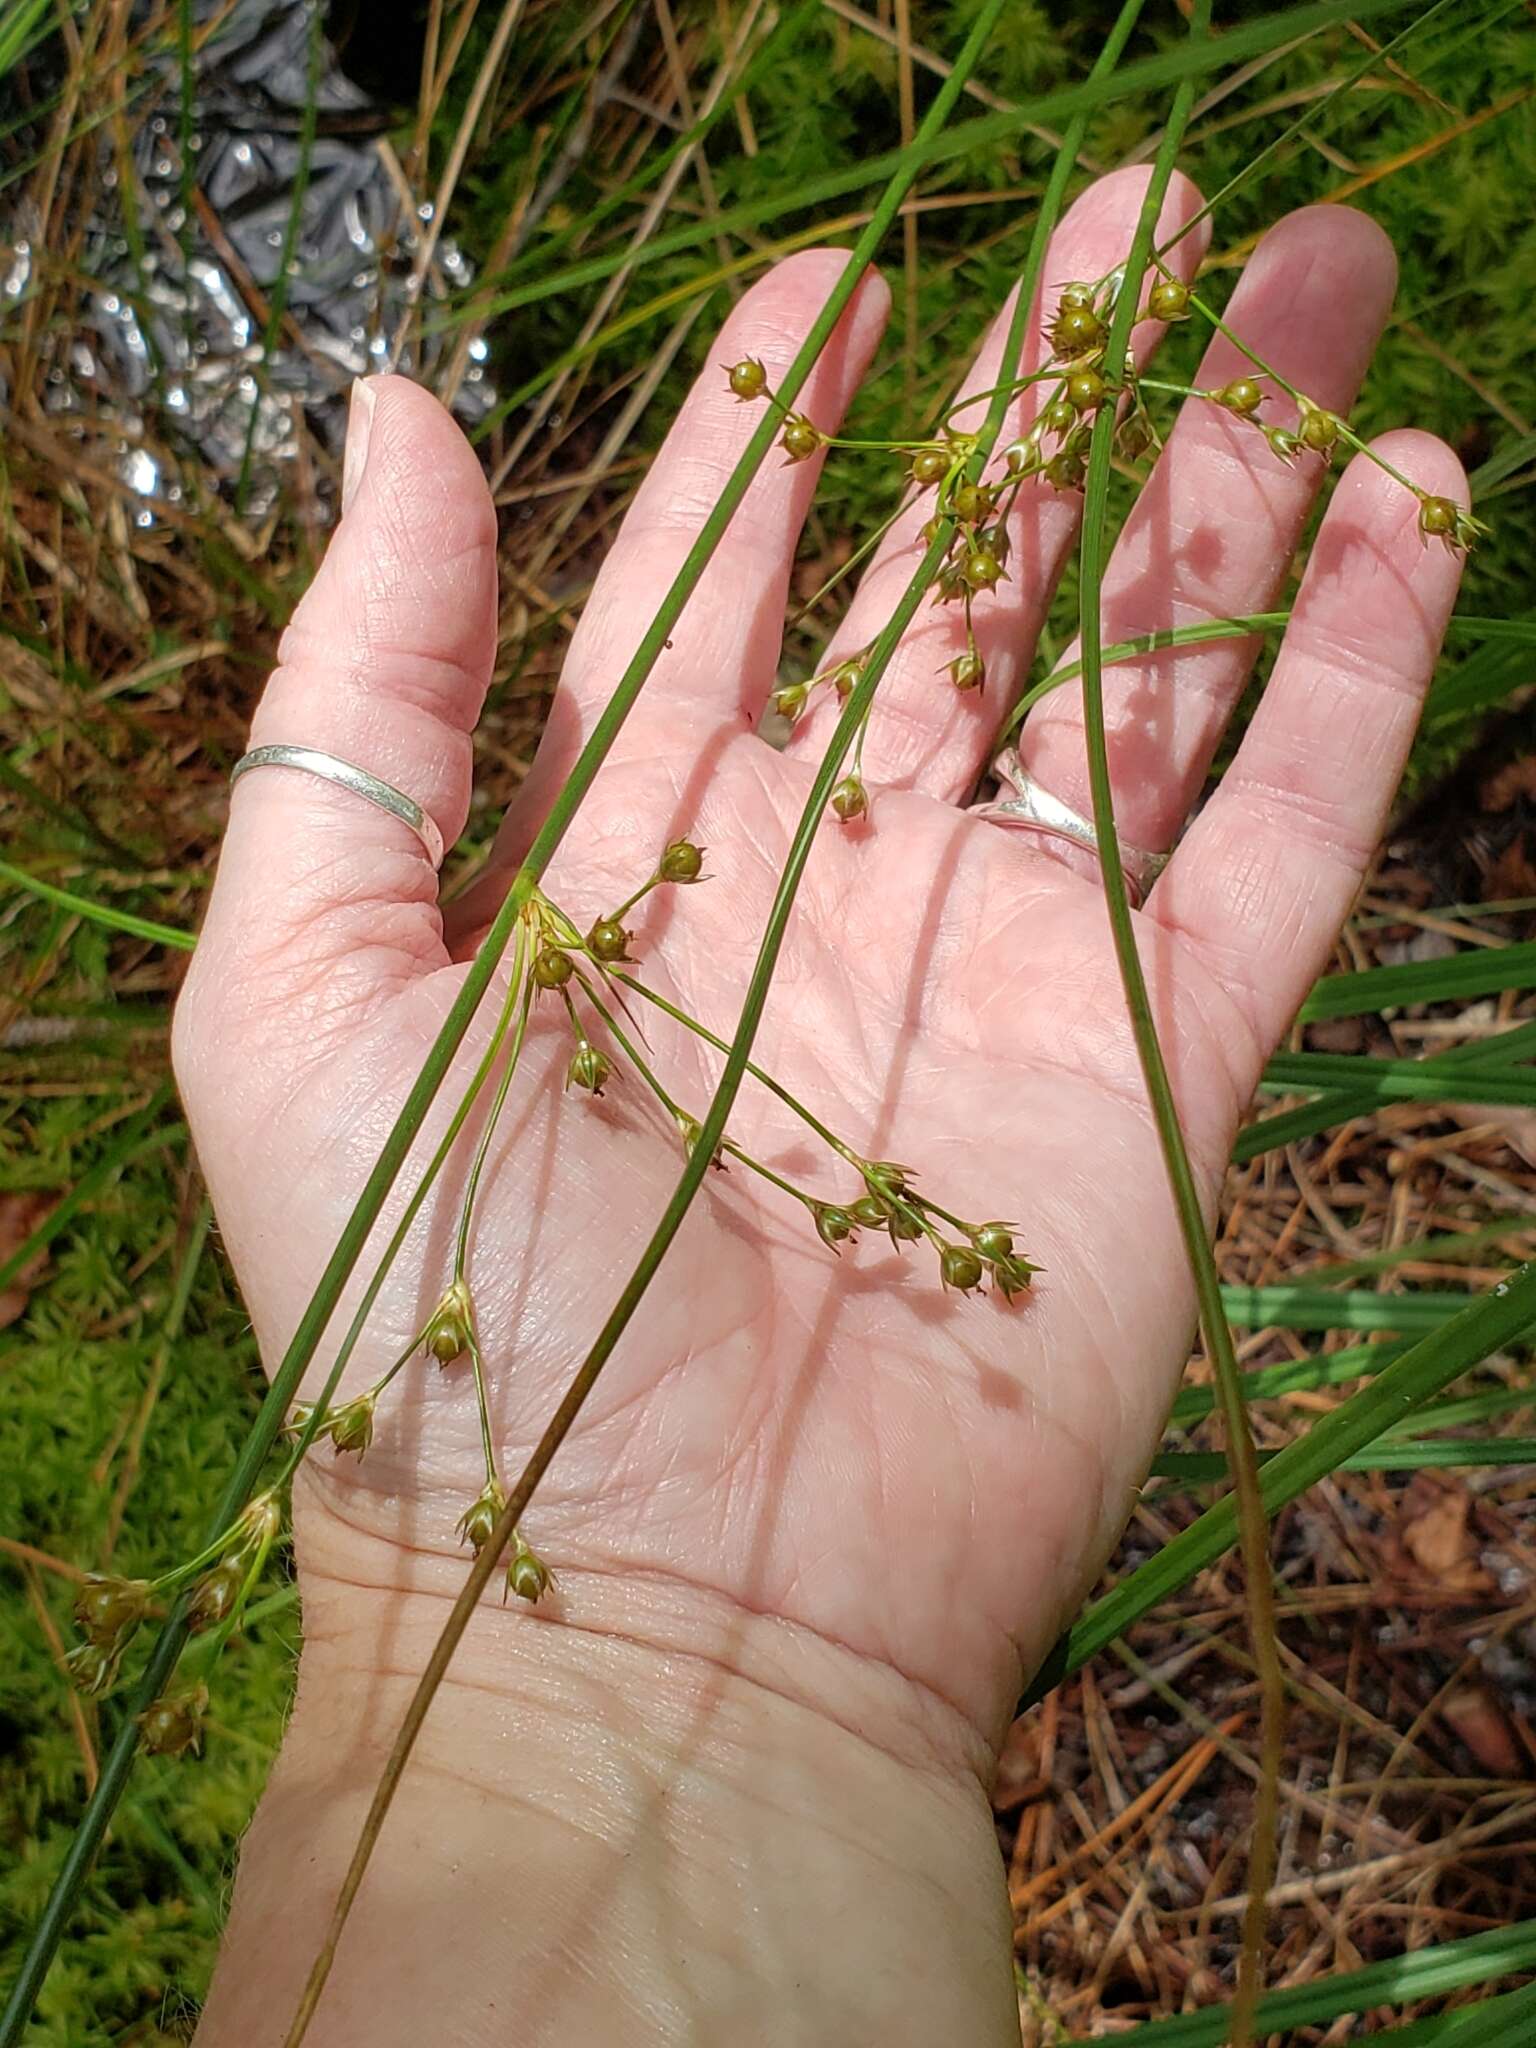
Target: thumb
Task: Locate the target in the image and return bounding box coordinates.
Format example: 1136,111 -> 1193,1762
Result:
190,375 -> 497,1024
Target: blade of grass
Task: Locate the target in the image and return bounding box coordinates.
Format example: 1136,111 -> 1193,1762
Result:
0,1088 -> 182,1298
1117,1914 -> 1536,2044
1300,942 -> 1536,1020
1023,1257 -> 1536,1705
0,859 -> 197,950
1152,1437 -> 1536,1480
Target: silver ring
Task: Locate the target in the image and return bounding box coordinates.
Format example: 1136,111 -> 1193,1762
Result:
230,745 -> 445,869
971,747 -> 1169,909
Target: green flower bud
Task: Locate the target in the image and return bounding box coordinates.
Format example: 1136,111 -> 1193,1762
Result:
1146,277 -> 1189,322
140,1685 -> 206,1759
74,1575 -> 151,1648
660,838 -> 705,883
1066,368 -> 1105,414
947,650 -> 985,692
814,1204 -> 857,1250
507,1536 -> 552,1604
533,945 -> 573,989
456,1480 -> 507,1555
587,917 -> 632,963
726,356 -> 767,400
780,414 -> 821,463
427,1284 -> 473,1366
567,1041 -> 611,1095
1215,377 -> 1263,418
910,447 -> 949,486
830,776 -> 867,823
328,1395 -> 375,1457
67,1639 -> 123,1698
940,1244 -> 985,1293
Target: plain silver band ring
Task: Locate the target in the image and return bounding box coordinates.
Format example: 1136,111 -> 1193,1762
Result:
971,747 -> 1169,909
229,745 -> 446,869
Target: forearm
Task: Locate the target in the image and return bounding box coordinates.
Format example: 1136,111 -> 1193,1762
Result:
195,1534 -> 1021,2048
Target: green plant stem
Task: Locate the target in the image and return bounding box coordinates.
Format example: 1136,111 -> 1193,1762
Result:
0,860 -> 196,949
1070,16 -> 1284,2046
453,930 -> 535,1278
273,3 -> 1037,2034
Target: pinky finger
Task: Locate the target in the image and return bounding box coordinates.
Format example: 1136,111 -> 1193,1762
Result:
1146,430 -> 1469,1077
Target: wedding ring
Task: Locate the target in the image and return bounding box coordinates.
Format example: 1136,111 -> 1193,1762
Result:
971,747 -> 1169,908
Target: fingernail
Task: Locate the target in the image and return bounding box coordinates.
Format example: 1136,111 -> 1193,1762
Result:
341,378 -> 378,516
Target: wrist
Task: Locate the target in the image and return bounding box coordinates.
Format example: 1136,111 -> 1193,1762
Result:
196,1497 -> 1019,2047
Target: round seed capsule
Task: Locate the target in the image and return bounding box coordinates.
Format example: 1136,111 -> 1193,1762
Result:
973,1223 -> 1015,1262
830,775 -> 867,823
140,1692 -> 203,1759
567,1042 -> 611,1094
660,838 -> 704,882
587,918 -> 631,963
910,447 -> 949,486
1049,304 -> 1106,357
507,1540 -> 551,1604
951,481 -> 988,524
533,946 -> 573,989
965,547 -> 1003,590
1147,277 -> 1189,322
850,1195 -> 889,1228
1042,397 -> 1077,437
74,1576 -> 150,1647
1418,494 -> 1458,536
940,1244 -> 985,1292
815,1204 -> 856,1249
1046,450 -> 1085,491
948,650 -> 985,692
1299,407 -> 1342,454
1216,377 -> 1263,418
188,1559 -> 245,1631
781,416 -> 821,462
726,357 -> 767,400
1066,368 -> 1105,413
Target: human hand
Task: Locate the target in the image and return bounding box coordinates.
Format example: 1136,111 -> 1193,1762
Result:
175,167 -> 1466,2044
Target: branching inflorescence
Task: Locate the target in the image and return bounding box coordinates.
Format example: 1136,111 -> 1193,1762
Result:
63,218 -> 1489,1758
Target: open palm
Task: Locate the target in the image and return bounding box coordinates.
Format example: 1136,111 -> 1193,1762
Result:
175,168 -> 1465,1756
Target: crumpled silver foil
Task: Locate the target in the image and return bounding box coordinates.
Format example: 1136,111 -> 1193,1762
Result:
2,0 -> 496,521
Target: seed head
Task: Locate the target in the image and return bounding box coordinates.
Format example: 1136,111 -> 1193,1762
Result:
887,1207 -> 923,1244
950,481 -> 991,524
188,1558 -> 246,1632
1215,377 -> 1263,418
910,447 -> 949,486
427,1287 -> 472,1366
993,1253 -> 1042,1300
506,1535 -> 552,1604
814,1204 -> 857,1250
1298,404 -> 1343,456
1146,277 -> 1189,322
660,837 -> 705,883
1117,413 -> 1153,461
1417,494 -> 1484,552
1066,368 -> 1106,414
780,414 -> 821,463
328,1394 -> 375,1457
1041,397 -> 1077,438
947,650 -> 985,692
456,1479 -> 508,1555
940,1244 -> 985,1293
771,681 -> 807,722
964,547 -> 1003,591
67,1640 -> 123,1698
566,1041 -> 611,1094
1263,425 -> 1302,467
972,1223 -> 1015,1262
1045,450 -> 1085,491
533,945 -> 573,989
831,774 -> 868,823
726,356 -> 767,401
587,917 -> 632,963
74,1575 -> 151,1649
850,1194 -> 890,1228
1048,302 -> 1106,359
140,1685 -> 206,1760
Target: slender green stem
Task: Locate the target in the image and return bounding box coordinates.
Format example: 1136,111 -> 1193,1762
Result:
454,929 -> 535,1278
1070,15 -> 1282,2046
